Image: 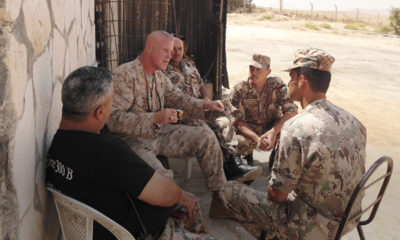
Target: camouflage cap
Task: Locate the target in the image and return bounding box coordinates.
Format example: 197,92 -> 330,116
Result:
249,54 -> 270,69
284,48 -> 335,72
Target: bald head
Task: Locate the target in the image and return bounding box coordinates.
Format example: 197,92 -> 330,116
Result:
171,37 -> 184,65
141,30 -> 174,74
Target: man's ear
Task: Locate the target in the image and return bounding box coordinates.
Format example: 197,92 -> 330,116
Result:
298,75 -> 306,88
94,105 -> 105,121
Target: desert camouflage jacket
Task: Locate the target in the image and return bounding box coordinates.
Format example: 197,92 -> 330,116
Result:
231,77 -> 297,130
164,58 -> 203,99
270,99 -> 367,239
107,57 -> 206,150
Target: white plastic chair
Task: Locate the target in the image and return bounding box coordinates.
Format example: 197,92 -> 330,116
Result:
48,188 -> 135,240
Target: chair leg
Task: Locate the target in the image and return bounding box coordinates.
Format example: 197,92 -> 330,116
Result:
185,157 -> 193,183
157,155 -> 170,169
357,225 -> 365,240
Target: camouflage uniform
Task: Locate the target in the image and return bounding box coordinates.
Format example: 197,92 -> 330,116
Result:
164,58 -> 203,99
231,77 -> 297,156
107,58 -> 226,191
164,61 -> 235,161
220,99 -> 367,239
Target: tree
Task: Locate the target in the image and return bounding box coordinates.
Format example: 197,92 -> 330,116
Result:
227,0 -> 253,13
390,7 -> 400,35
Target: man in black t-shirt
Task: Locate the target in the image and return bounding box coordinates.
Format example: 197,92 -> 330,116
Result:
46,66 -> 217,240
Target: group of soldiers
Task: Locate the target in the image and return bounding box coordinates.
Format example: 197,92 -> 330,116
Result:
47,29 -> 367,240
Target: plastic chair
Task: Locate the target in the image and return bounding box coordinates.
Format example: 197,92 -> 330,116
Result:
334,155 -> 393,240
48,188 -> 135,240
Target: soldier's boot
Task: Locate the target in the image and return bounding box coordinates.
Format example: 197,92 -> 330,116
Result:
244,152 -> 254,166
209,192 -> 234,219
224,153 -> 262,183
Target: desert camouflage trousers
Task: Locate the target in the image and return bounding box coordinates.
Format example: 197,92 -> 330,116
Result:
219,181 -> 288,239
206,116 -> 236,161
159,195 -> 220,240
219,181 -> 333,239
133,123 -> 226,191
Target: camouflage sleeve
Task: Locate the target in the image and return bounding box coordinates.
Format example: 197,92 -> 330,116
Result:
107,68 -> 159,138
163,74 -> 206,119
269,125 -> 302,193
191,62 -> 204,85
230,85 -> 245,122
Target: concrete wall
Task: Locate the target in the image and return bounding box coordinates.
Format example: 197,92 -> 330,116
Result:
0,0 -> 96,239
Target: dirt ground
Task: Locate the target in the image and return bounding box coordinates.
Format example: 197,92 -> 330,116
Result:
224,13 -> 400,239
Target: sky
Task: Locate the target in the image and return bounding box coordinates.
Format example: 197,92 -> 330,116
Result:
253,0 -> 400,13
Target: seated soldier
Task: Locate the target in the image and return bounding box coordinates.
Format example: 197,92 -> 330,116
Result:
46,66 -> 217,240
107,30 -> 226,194
231,54 -> 297,166
214,48 -> 367,239
164,37 -> 262,182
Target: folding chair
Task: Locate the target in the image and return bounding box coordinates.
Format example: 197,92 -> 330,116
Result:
48,188 -> 135,240
335,155 -> 393,240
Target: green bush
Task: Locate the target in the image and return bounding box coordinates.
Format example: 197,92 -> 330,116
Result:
262,14 -> 274,20
305,23 -> 320,30
374,26 -> 392,34
390,7 -> 400,35
344,22 -> 366,30
320,23 -> 332,29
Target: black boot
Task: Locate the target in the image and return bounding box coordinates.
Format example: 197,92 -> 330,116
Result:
224,154 -> 262,183
244,153 -> 254,166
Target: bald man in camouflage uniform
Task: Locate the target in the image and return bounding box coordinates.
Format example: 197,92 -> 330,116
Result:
214,48 -> 367,239
164,37 -> 262,182
107,30 -> 226,192
231,54 -> 297,166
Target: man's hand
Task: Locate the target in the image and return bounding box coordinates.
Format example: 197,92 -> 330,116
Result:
256,137 -> 270,151
260,129 -> 277,151
154,108 -> 178,124
177,191 -> 197,219
204,100 -> 225,113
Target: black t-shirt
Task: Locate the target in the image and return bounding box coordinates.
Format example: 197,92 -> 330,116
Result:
46,130 -> 172,239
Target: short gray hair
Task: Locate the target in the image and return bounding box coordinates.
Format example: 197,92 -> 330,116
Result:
62,66 -> 113,116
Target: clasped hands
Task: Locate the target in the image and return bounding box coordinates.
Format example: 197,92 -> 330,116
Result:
257,129 -> 277,151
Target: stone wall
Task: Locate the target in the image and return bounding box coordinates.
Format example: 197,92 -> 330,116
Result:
0,0 -> 96,239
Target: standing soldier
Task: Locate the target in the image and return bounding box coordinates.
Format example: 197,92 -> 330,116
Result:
231,54 -> 297,166
107,30 -> 226,193
164,37 -> 262,182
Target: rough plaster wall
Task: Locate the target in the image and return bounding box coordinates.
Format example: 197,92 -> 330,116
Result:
0,0 -> 96,239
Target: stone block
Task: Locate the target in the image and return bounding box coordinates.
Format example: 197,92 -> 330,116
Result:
81,0 -> 90,33
89,0 -> 95,23
45,82 -> 62,152
5,0 -> 23,21
85,23 -> 96,65
51,29 -> 66,83
22,0 -> 51,56
18,202 -> 45,240
64,0 -> 74,31
74,0 -> 82,33
50,0 -> 65,32
12,81 -> 36,216
67,24 -> 79,72
32,47 -> 53,155
8,35 -> 28,118
78,34 -> 87,66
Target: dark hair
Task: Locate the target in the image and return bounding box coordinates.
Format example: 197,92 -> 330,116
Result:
62,66 -> 113,116
294,67 -> 331,93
